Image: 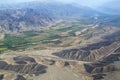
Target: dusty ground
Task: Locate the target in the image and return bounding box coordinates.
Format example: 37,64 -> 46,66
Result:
0,49 -> 91,80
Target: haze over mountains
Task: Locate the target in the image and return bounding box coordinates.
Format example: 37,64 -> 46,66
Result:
0,1 -> 101,33
97,0 -> 120,15
0,1 -> 120,33
0,1 -> 120,80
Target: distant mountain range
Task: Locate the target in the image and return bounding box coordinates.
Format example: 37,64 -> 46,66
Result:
97,0 -> 120,15
0,1 -> 119,33
0,2 -> 102,33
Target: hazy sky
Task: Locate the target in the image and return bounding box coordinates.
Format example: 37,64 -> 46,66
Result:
0,0 -> 115,7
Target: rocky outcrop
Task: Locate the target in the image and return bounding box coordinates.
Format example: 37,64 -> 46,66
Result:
84,63 -> 115,74
14,56 -> 36,64
40,59 -> 55,65
55,60 -> 69,68
84,53 -> 120,73
53,42 -> 120,62
82,52 -> 120,80
69,62 -> 87,74
0,74 -> 4,80
15,75 -> 26,80
0,61 -> 47,75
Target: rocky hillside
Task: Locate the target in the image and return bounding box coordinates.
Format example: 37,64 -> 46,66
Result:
52,29 -> 120,80
53,31 -> 120,62
83,49 -> 120,80
0,56 -> 47,75
53,41 -> 120,61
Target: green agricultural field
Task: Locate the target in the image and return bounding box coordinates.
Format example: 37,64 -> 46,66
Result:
0,48 -> 7,54
1,20 -> 94,51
